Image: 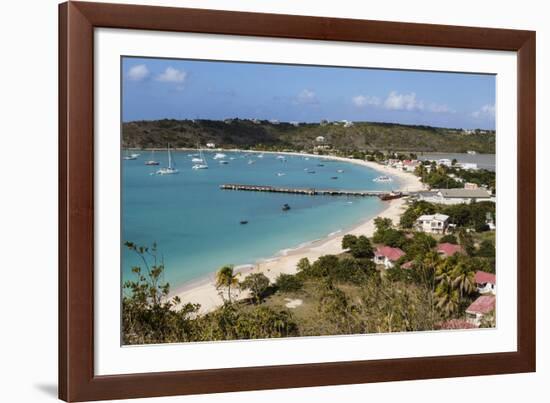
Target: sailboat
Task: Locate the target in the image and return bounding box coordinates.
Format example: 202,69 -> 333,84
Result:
156,145 -> 179,175
192,145 -> 208,170
144,149 -> 160,165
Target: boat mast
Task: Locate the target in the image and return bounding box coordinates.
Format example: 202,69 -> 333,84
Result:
168,145 -> 172,169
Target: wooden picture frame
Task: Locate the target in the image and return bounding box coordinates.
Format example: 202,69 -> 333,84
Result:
59,1 -> 536,401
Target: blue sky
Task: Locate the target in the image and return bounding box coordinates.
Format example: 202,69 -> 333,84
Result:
122,57 -> 496,130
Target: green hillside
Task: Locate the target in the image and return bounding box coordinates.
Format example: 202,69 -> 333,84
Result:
122,119 -> 495,153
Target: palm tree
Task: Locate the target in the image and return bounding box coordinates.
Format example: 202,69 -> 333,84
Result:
434,278 -> 460,317
451,259 -> 476,298
215,265 -> 239,303
418,251 -> 441,328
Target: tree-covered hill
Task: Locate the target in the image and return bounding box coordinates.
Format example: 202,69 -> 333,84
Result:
122,119 -> 496,153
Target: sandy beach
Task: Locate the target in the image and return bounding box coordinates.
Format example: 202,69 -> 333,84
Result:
171,152 -> 426,314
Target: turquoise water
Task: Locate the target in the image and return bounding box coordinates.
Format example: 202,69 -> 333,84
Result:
122,151 -> 399,288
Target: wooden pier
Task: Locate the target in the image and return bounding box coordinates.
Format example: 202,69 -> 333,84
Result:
220,184 -> 405,198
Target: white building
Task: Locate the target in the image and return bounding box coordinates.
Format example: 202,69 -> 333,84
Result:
402,160 -> 421,172
415,213 -> 450,234
315,135 -> 326,143
206,142 -> 216,148
458,162 -> 478,170
417,188 -> 494,205
342,120 -> 354,127
437,158 -> 453,167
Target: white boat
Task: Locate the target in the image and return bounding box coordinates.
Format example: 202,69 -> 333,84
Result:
276,172 -> 286,176
192,146 -> 209,170
156,146 -> 179,175
191,157 -> 204,163
276,155 -> 287,161
219,160 -> 229,164
258,154 -> 264,158
144,150 -> 159,166
304,157 -> 310,160
467,150 -> 477,155
123,152 -> 140,160
337,169 -> 344,173
248,159 -> 255,165
373,175 -> 393,183
213,153 -> 227,160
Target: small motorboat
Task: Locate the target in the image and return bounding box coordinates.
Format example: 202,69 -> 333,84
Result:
144,150 -> 159,165
219,160 -> 229,164
307,170 -> 316,174
337,169 -> 344,173
373,175 -> 393,183
240,220 -> 249,225
317,163 -> 325,167
123,152 -> 140,160
330,176 -> 338,179
282,204 -> 291,211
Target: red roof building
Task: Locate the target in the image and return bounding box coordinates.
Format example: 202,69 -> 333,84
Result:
466,295 -> 496,315
375,246 -> 405,261
374,246 -> 405,269
437,243 -> 464,257
475,271 -> 496,285
475,271 -> 497,295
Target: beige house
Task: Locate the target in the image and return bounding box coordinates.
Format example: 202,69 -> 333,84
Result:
415,214 -> 450,234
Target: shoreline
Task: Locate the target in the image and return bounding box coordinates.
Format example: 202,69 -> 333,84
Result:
171,198 -> 408,314
169,151 -> 426,314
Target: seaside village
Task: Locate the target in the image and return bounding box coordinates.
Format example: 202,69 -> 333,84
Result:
368,153 -> 496,329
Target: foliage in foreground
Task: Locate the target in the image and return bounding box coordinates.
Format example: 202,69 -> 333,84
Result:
123,225 -> 495,345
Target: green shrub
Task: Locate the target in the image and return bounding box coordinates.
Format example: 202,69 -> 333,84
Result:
275,274 -> 303,293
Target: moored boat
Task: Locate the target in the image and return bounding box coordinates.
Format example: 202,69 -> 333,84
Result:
144,149 -> 159,165
373,175 -> 393,183
156,145 -> 179,175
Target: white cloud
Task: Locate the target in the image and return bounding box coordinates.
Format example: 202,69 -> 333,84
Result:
352,95 -> 381,107
295,89 -> 318,104
383,91 -> 424,111
156,67 -> 187,84
127,64 -> 149,81
472,104 -> 496,119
